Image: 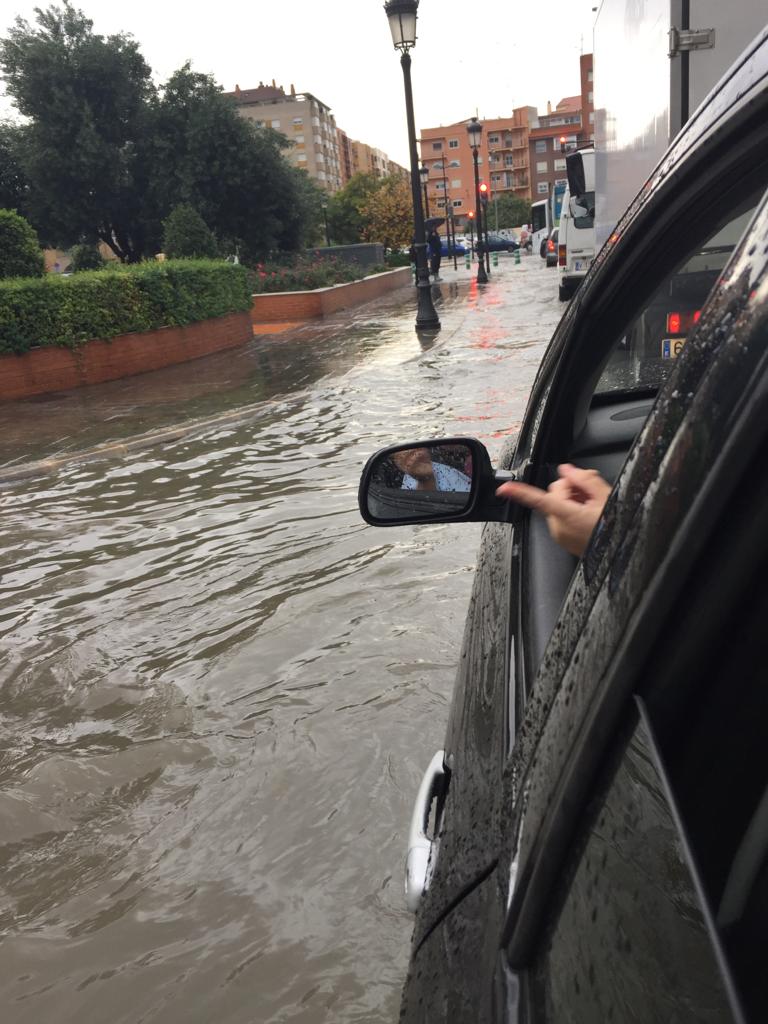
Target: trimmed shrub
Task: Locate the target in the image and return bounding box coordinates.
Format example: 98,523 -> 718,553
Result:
70,244 -> 106,272
0,260 -> 251,354
162,205 -> 218,260
247,255 -> 364,293
0,209 -> 45,280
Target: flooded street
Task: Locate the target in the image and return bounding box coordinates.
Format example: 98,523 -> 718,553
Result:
0,262 -> 562,1022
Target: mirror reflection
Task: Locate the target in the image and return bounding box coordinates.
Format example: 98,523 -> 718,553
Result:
366,443 -> 473,522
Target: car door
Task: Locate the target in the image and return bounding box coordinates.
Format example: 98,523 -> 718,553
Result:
498,187 -> 768,1020
401,34 -> 768,1020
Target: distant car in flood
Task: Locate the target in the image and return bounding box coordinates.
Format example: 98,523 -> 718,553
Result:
440,241 -> 467,257
483,234 -> 519,253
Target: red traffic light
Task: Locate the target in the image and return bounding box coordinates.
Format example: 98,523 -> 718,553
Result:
479,182 -> 489,205
467,210 -> 475,219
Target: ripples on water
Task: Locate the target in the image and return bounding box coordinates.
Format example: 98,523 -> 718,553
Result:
0,271 -> 560,1022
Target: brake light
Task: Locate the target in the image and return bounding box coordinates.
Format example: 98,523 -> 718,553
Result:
558,244 -> 566,267
547,239 -> 555,253
666,310 -> 702,334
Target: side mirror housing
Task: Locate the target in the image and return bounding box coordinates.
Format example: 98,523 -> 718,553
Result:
358,436 -> 515,527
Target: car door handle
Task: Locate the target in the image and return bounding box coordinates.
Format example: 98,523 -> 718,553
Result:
405,749 -> 447,913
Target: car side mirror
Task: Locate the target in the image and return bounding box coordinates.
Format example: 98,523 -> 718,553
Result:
358,436 -> 516,527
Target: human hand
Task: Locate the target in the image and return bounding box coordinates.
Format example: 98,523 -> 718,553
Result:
392,447 -> 436,489
496,463 -> 612,557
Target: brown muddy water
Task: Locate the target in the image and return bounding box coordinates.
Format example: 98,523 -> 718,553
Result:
0,265 -> 561,1022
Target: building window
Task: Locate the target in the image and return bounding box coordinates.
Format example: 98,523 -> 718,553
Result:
448,139 -> 459,148
589,111 -> 595,124
535,139 -> 548,153
271,120 -> 281,129
588,91 -> 593,104
436,199 -> 446,208
505,155 -> 514,167
255,120 -> 264,128
554,158 -> 566,171
435,181 -> 445,190
537,182 -> 550,194
536,160 -> 548,173
488,134 -> 500,145
432,141 -> 443,151
452,199 -> 463,208
297,154 -> 307,162
292,117 -> 303,125
449,159 -> 460,168
588,69 -> 593,82
451,179 -> 461,188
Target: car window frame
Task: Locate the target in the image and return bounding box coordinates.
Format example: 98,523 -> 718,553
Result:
509,60 -> 768,706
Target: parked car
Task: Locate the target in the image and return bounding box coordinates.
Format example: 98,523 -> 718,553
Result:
358,28 -> 768,1022
545,227 -> 558,267
483,234 -> 519,253
440,240 -> 467,257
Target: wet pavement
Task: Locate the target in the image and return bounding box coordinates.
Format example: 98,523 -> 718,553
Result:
0,255 -> 563,1022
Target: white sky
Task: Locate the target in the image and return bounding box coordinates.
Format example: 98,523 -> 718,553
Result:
1,1 -> 598,167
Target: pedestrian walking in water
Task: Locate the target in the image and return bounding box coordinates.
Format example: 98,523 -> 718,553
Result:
427,228 -> 442,281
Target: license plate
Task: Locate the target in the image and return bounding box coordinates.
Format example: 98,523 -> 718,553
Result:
574,260 -> 588,272
661,337 -> 686,358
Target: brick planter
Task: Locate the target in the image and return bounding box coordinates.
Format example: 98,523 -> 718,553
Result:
251,266 -> 412,324
0,310 -> 252,401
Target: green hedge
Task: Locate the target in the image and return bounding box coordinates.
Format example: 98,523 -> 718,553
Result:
0,260 -> 252,354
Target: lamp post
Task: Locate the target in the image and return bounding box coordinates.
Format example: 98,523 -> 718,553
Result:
321,200 -> 330,247
419,163 -> 430,218
466,116 -> 488,284
384,0 -> 440,330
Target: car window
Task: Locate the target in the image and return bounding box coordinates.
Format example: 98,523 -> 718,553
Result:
529,708 -> 737,1024
595,199 -> 760,395
571,190 -> 594,229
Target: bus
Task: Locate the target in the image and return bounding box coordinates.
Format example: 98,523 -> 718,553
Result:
531,181 -> 567,258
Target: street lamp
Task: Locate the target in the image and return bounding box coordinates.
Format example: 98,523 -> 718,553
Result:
384,0 -> 440,330
466,116 -> 488,284
321,200 -> 330,247
419,163 -> 430,218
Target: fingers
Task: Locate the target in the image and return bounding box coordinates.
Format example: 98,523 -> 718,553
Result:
557,464 -> 612,501
496,481 -> 555,513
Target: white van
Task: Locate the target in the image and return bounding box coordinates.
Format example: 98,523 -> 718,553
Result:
558,148 -> 595,301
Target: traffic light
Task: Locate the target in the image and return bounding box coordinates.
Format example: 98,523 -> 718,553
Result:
467,210 -> 475,220
479,182 -> 489,206
560,135 -> 567,153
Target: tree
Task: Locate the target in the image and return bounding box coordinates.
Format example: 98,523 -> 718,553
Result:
162,204 -> 218,258
0,2 -> 156,260
147,64 -> 313,259
491,193 -> 532,229
327,173 -> 382,244
0,208 -> 44,278
0,123 -> 29,214
360,176 -> 413,252
69,242 -> 105,271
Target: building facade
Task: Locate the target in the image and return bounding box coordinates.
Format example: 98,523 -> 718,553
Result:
419,106 -> 536,227
528,53 -> 594,200
224,82 -> 343,192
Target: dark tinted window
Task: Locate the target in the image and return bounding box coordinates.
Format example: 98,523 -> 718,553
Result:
531,711 -> 736,1023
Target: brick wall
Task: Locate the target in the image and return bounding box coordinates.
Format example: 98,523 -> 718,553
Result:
251,267 -> 411,325
0,311 -> 252,401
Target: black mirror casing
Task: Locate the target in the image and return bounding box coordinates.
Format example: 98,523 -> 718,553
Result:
358,436 -> 515,527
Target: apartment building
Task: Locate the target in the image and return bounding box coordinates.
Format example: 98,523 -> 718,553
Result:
528,53 -> 594,199
224,81 -> 343,193
337,136 -> 408,186
419,105 -> 536,225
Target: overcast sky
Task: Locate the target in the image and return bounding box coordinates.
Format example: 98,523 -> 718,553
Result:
1,0 -> 598,166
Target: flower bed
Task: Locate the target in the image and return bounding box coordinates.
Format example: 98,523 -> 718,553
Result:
250,267 -> 412,325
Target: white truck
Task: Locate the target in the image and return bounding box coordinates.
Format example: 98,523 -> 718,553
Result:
558,147 -> 595,301
594,1 -> 768,250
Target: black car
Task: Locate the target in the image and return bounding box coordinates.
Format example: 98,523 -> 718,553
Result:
482,234 -> 519,254
359,29 -> 768,1024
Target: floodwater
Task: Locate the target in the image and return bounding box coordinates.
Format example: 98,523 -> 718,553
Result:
0,263 -> 561,1023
